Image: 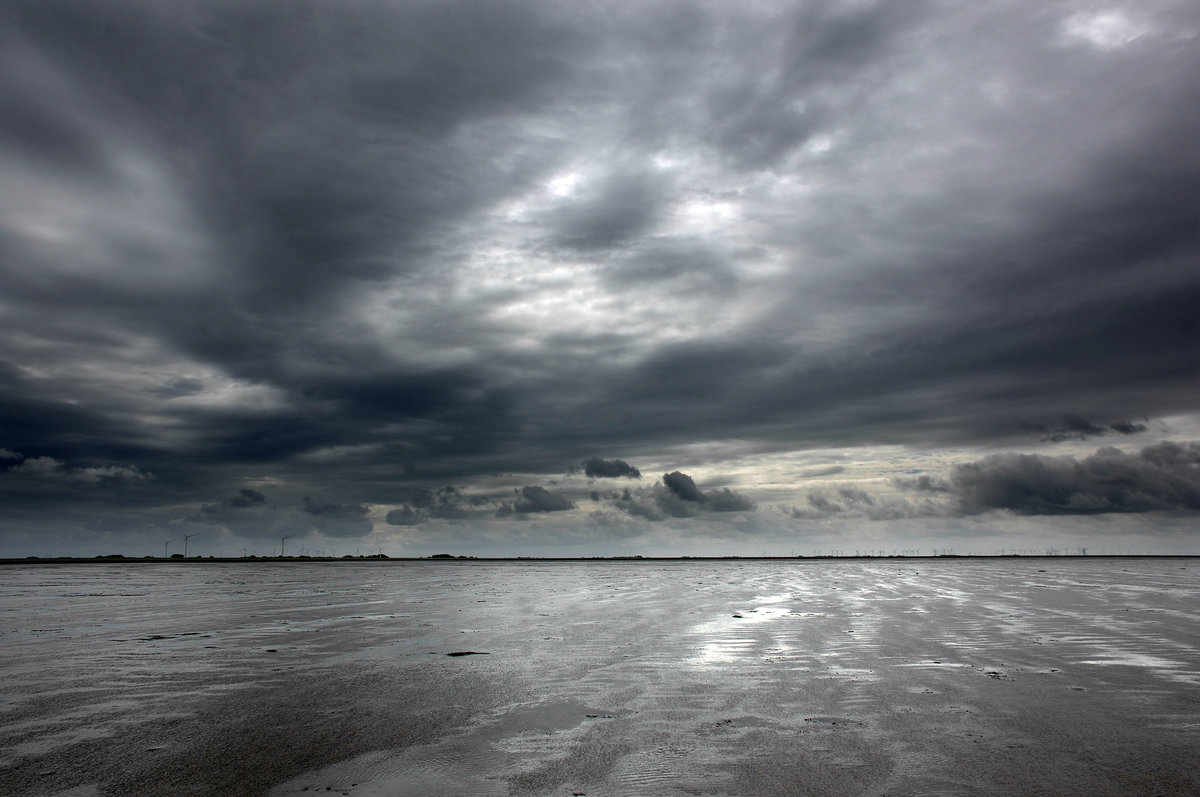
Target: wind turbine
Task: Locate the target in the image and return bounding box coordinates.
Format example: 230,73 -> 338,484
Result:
281,535 -> 295,557
164,539 -> 174,558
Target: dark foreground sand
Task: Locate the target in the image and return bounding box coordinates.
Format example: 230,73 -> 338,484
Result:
3,559 -> 1199,796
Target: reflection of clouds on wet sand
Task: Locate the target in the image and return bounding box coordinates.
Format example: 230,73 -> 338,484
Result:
4,560 -> 1200,795
688,593 -> 796,667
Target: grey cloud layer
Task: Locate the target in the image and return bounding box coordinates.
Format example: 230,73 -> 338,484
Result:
193,489 -> 374,539
582,457 -> 642,480
789,441 -> 1200,520
598,472 -> 756,521
1,0 -> 1198,544
940,442 -> 1200,516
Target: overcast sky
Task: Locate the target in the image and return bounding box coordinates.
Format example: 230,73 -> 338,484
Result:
2,0 -> 1197,557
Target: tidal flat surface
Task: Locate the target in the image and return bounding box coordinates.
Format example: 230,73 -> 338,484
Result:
3,559 -> 1200,796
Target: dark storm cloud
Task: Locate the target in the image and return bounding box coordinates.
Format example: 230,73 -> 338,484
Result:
194,490 -> 289,538
0,364 -> 147,466
663,471 -> 705,503
910,442 -> 1200,516
2,0 -> 1200,552
1058,415 -> 1107,439
606,472 -> 755,521
513,485 -> 574,514
1024,414 -> 1149,442
624,341 -> 792,407
1109,420 -> 1148,436
385,485 -> 504,525
612,489 -> 666,522
207,488 -> 267,511
582,457 -> 641,479
601,277 -> 1198,452
193,490 -> 374,538
299,496 -> 373,537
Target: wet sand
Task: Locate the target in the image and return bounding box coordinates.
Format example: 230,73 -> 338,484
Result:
3,559 -> 1200,795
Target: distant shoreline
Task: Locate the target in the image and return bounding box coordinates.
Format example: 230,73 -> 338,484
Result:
2,553 -> 1198,565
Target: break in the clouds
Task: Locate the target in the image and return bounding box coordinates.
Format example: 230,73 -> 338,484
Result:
1,0 -> 1198,556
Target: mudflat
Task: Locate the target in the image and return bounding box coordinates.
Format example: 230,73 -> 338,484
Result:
3,558 -> 1199,795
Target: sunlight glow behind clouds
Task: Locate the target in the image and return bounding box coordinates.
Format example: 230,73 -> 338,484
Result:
1062,10 -> 1155,48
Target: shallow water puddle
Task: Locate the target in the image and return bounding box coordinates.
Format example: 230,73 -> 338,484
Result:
686,593 -> 800,668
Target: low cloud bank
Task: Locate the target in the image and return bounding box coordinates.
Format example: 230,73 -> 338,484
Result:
912,441 -> 1200,515
789,487 -> 944,521
1,450 -> 152,484
1026,414 -> 1149,443
512,485 -> 574,513
194,490 -> 374,538
385,483 -> 575,524
300,496 -> 373,537
604,471 -> 755,520
385,486 -> 475,524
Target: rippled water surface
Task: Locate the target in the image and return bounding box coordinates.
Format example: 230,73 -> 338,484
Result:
3,559 -> 1200,795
